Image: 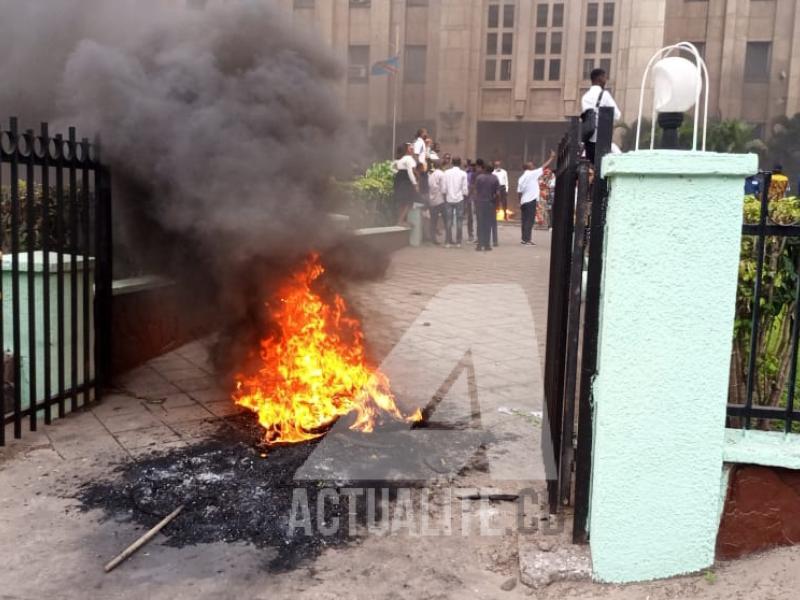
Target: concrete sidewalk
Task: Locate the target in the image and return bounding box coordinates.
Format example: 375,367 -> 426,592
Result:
2,225 -> 798,600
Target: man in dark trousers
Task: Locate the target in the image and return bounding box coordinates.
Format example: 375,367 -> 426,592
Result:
474,161 -> 500,252
517,150 -> 556,246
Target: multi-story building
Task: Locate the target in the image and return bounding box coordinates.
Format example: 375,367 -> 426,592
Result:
191,0 -> 800,164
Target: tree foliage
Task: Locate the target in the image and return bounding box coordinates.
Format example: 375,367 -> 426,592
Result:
766,113 -> 800,179
618,118 -> 767,154
732,195 -> 800,430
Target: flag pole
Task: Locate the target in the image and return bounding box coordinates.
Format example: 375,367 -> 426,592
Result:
391,25 -> 400,159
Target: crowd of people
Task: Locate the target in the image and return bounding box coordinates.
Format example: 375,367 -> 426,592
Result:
392,69 -> 620,252
392,127 -> 558,252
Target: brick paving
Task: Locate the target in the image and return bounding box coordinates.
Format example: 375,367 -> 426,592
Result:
0,224 -> 556,599
351,224 -> 552,367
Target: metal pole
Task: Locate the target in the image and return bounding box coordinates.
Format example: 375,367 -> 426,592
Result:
391,26 -> 400,159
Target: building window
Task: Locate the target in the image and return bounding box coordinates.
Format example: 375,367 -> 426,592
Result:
585,31 -> 597,54
486,2 -> 515,82
535,32 -> 547,54
533,59 -> 546,80
532,2 -> 565,82
407,0 -> 429,5
536,4 -> 548,27
744,41 -> 771,82
550,32 -> 562,54
348,45 -> 370,83
586,2 -> 598,26
583,59 -> 595,80
602,2 -> 615,26
405,45 -> 427,84
549,59 -> 561,81
486,59 -> 497,82
489,4 -> 500,28
293,0 -> 315,8
501,32 -> 513,54
583,0 -> 615,81
552,3 -> 564,27
503,4 -> 515,27
499,59 -> 513,80
601,31 -> 613,53
350,0 -> 371,7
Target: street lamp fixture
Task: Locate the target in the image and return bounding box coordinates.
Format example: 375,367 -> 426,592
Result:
635,42 -> 709,151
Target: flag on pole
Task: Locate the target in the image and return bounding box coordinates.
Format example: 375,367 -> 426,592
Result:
371,55 -> 401,76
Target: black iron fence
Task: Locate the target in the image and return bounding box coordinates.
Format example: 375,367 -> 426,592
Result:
728,172 -> 800,432
542,107 -> 614,543
1,117 -> 112,445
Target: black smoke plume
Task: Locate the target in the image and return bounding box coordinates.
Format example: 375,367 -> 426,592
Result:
0,0 -> 379,378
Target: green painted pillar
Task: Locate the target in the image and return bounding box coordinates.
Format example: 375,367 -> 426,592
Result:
589,150 -> 758,583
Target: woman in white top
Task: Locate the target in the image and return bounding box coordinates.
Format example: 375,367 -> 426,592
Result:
393,144 -> 419,225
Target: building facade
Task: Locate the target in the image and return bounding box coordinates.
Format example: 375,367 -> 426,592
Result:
192,0 -> 800,164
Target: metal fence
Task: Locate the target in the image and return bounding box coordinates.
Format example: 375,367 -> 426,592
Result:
542,107 -> 614,542
1,117 -> 112,445
727,171 -> 800,432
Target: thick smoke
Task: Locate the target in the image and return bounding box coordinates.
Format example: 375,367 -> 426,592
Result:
0,0 -> 377,375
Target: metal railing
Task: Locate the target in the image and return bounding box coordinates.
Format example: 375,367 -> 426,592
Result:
728,172 -> 800,432
1,117 -> 112,445
542,107 -> 614,542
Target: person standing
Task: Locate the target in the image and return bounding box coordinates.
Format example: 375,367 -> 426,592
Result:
492,161 -> 510,221
442,157 -> 469,248
581,68 -> 621,163
427,159 -> 447,245
474,161 -> 500,252
413,128 -> 429,172
393,144 -> 419,226
465,160 -> 477,243
769,164 -> 790,201
517,151 -> 556,246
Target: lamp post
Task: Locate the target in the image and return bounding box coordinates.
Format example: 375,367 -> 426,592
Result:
652,56 -> 702,149
635,43 -> 709,153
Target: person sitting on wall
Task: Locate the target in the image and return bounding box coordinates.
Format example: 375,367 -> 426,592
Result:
581,68 -> 621,163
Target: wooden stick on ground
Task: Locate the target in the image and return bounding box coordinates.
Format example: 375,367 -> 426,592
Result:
104,505 -> 185,573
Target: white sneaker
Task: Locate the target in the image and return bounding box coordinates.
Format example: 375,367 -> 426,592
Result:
456,243 -> 462,249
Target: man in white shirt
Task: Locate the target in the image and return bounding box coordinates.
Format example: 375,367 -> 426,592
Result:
581,68 -> 621,163
413,128 -> 429,171
492,161 -> 510,222
427,159 -> 447,245
517,150 -> 556,246
442,157 -> 469,248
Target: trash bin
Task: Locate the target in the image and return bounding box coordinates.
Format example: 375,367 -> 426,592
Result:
2,251 -> 95,417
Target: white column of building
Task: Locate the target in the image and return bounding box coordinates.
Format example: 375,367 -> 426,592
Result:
512,0 -> 533,119
613,0 -> 668,125
718,0 -> 750,119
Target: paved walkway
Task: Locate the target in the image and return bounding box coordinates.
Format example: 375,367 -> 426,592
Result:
2,225 -> 799,599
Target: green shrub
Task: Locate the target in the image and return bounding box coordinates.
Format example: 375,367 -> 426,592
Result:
347,160 -> 396,227
733,195 -> 800,431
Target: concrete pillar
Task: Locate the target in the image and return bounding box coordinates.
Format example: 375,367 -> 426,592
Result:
589,150 -> 758,583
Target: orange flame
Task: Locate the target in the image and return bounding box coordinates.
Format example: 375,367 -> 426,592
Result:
497,208 -> 514,222
233,254 -> 420,445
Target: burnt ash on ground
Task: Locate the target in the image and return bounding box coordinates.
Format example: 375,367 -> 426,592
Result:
74,411 -> 489,571
75,414 -> 359,572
